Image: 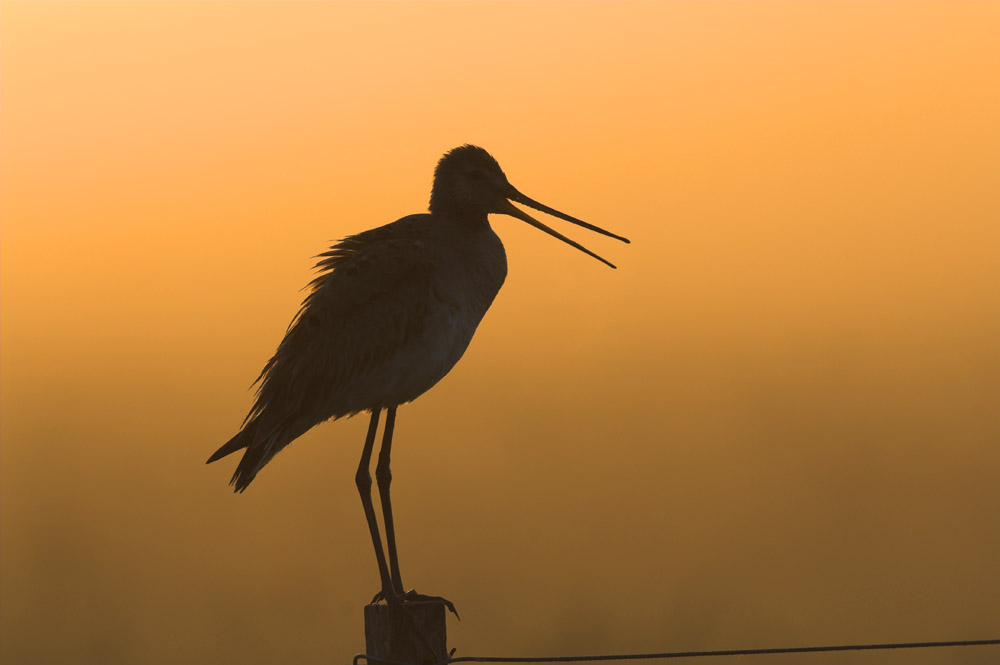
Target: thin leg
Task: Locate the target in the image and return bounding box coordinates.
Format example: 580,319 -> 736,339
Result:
356,409 -> 394,601
363,412 -> 440,659
373,405 -> 460,619
376,405 -> 404,595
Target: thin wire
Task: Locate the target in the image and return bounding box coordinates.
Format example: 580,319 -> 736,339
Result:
353,637 -> 1000,665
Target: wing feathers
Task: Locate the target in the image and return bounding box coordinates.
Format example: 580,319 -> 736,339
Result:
208,215 -> 439,491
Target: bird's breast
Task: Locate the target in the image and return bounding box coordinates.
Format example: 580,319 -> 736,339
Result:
402,225 -> 508,396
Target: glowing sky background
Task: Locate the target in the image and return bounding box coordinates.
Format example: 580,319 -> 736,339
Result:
2,2 -> 998,664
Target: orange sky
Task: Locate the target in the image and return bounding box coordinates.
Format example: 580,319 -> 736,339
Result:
2,3 -> 999,665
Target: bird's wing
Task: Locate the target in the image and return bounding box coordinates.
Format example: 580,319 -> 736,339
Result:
247,215 -> 438,428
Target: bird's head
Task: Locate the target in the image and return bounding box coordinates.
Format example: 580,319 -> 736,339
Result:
429,145 -> 630,268
430,144 -> 511,216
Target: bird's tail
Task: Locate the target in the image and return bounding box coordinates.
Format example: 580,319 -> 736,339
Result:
206,419 -> 256,465
207,416 -> 311,492
206,419 -> 270,492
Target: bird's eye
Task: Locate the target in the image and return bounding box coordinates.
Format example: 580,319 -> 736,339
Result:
469,170 -> 486,181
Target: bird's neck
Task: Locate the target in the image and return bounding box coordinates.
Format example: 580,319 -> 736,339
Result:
428,200 -> 490,227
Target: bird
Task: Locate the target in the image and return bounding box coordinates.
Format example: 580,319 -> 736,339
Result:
207,144 -> 629,611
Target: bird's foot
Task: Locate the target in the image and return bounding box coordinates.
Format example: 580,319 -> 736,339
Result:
371,588 -> 460,620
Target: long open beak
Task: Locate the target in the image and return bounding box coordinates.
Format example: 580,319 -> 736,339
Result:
494,187 -> 630,269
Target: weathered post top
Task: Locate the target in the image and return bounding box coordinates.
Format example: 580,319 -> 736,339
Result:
364,601 -> 449,665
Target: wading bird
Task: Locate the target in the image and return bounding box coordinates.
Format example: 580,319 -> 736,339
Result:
208,145 -> 629,611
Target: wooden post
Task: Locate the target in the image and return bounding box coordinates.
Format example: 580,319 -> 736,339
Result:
364,601 -> 448,665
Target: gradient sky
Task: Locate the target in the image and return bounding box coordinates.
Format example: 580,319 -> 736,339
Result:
2,2 -> 999,664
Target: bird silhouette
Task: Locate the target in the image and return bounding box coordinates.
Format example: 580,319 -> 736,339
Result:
208,144 -> 629,610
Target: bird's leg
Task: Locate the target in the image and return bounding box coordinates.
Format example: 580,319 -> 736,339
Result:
363,408 -> 444,661
355,409 -> 395,603
370,406 -> 460,619
375,405 -> 405,595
